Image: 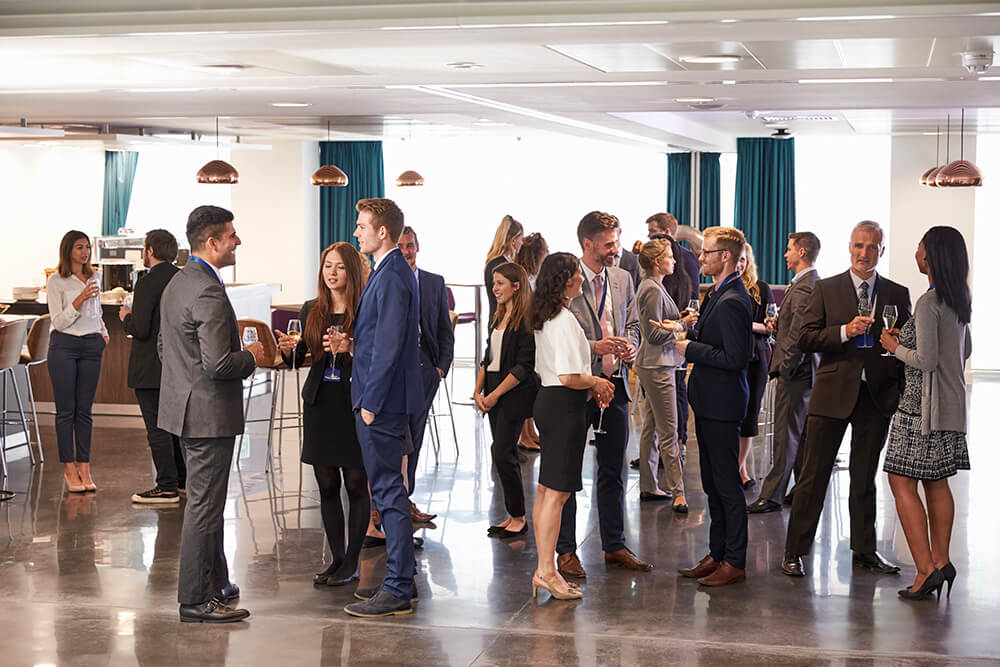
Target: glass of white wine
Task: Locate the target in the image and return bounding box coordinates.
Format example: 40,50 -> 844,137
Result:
325,323 -> 344,382
287,319 -> 302,367
672,326 -> 687,342
687,299 -> 700,315
242,326 -> 258,349
881,305 -> 898,356
857,302 -> 875,348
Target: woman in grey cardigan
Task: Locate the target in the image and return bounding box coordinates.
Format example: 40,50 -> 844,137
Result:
881,226 -> 972,602
632,239 -> 695,513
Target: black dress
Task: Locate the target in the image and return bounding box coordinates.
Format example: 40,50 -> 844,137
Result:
741,280 -> 775,437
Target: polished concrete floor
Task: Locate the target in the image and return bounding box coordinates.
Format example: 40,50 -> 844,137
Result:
1,370 -> 998,666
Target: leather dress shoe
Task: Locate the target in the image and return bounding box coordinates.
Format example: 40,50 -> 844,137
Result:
494,524 -> 528,539
325,571 -> 360,587
853,551 -> 900,574
605,548 -> 653,572
411,502 -> 437,523
556,552 -> 586,579
354,582 -> 419,603
698,561 -> 745,586
219,582 -> 240,603
362,535 -> 386,549
179,598 -> 250,623
747,499 -> 782,514
781,554 -> 805,577
343,588 -> 412,618
639,491 -> 672,503
679,554 -> 720,579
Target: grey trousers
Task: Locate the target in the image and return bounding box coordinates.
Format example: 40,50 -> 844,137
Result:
635,366 -> 684,497
176,435 -> 235,605
757,365 -> 811,504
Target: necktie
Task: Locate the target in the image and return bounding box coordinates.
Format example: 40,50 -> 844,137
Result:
593,274 -> 615,377
859,280 -> 870,311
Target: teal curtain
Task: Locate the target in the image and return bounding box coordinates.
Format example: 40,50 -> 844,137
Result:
699,152 -> 721,228
734,138 -> 796,285
319,141 -> 384,250
666,153 -> 691,228
101,151 -> 138,236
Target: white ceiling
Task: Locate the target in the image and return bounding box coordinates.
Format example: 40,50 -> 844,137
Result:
2,1 -> 1000,151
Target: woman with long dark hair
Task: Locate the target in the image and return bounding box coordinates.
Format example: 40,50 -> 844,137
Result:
880,226 -> 972,601
276,242 -> 371,587
47,230 -> 108,492
514,233 -> 548,451
474,262 -> 538,538
530,253 -> 614,600
484,215 -> 524,325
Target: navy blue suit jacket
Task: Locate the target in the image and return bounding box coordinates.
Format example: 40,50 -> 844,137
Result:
352,248 -> 424,416
417,268 -> 455,376
686,276 -> 753,423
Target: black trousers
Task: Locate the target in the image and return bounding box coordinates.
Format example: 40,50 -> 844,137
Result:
488,401 -> 526,518
47,331 -> 104,463
406,347 -> 441,497
675,367 -> 689,446
757,365 -> 811,504
134,388 -> 186,492
784,384 -> 892,557
177,436 -> 234,605
695,416 -> 747,569
558,375 -> 628,554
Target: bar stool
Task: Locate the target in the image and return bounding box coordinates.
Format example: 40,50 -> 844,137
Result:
18,314 -> 50,463
426,312 -> 460,463
1,319 -> 34,479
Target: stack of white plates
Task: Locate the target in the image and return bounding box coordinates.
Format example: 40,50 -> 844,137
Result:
12,286 -> 40,301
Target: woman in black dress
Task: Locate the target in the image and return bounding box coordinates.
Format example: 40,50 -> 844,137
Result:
483,215 -> 524,326
277,242 -> 369,587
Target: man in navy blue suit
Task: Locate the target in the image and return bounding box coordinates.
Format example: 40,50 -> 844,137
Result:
673,226 -> 753,587
397,226 -> 454,523
343,198 -> 424,618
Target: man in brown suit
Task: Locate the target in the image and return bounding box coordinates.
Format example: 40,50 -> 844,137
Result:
781,221 -> 911,577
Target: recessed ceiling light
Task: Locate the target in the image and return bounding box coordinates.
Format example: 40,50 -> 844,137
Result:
271,102 -> 311,107
679,54 -> 743,64
795,15 -> 896,21
446,61 -> 484,69
674,97 -> 716,103
718,19 -> 740,23
798,77 -> 893,84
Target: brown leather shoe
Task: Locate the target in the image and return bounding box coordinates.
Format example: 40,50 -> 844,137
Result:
410,502 -> 437,523
557,552 -> 586,579
678,554 -> 720,579
697,561 -> 745,586
604,548 -> 653,572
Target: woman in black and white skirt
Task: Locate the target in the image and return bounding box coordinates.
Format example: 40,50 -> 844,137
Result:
881,226 -> 972,601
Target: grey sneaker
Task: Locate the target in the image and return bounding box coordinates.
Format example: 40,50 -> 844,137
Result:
344,588 -> 412,618
132,487 -> 180,504
353,582 -> 418,602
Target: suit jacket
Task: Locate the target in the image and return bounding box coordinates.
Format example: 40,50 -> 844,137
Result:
482,320 -> 538,419
157,259 -> 255,438
798,270 -> 911,419
686,276 -> 753,422
770,268 -> 820,380
618,249 -> 640,289
635,277 -> 683,369
568,263 -> 641,399
677,243 -> 701,302
351,248 -> 424,416
122,261 -> 178,389
417,268 -> 455,376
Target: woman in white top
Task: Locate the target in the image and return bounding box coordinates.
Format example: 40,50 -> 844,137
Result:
529,252 -> 614,601
46,231 -> 109,493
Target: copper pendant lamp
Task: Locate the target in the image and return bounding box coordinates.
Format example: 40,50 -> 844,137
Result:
395,169 -> 425,187
935,109 -> 984,187
919,125 -> 940,186
196,118 -> 239,184
312,121 -> 349,186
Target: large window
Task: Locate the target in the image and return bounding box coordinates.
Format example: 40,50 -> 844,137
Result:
973,135 -> 1000,370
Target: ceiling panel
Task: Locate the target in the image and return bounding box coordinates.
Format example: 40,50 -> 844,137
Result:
836,38 -> 935,69
544,44 -> 681,73
743,40 -> 844,69
130,51 -> 364,77
293,44 -> 587,75
646,41 -> 763,71
927,36 -> 1000,68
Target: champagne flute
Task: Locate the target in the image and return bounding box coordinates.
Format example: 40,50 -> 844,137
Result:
242,326 -> 258,349
857,302 -> 875,348
881,305 -> 898,357
765,302 -> 778,343
287,318 -> 302,368
328,323 -> 344,373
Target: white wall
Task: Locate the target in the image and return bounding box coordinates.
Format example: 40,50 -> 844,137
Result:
972,135 -> 999,370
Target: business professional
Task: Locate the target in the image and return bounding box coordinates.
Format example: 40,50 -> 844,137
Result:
344,198 -> 424,618
514,231 -> 548,450
672,226 -> 753,587
276,242 -> 370,588
557,211 -> 651,580
120,229 -> 184,504
397,226 -> 454,523
484,215 -> 524,326
646,213 -> 700,303
159,205 -> 267,623
632,239 -> 688,512
530,253 -> 615,600
880,227 -> 972,600
475,262 -> 537,538
748,232 -> 821,514
615,247 -> 641,290
46,231 -> 109,493
782,220 -> 912,578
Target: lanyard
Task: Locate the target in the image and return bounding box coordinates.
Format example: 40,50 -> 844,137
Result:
716,271 -> 740,291
596,270 -> 609,319
190,256 -> 222,285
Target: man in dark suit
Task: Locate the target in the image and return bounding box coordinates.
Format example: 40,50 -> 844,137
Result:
556,211 -> 652,580
781,220 -> 911,577
397,226 -> 454,523
344,198 -> 424,618
647,212 -> 700,302
674,226 -> 753,586
120,229 -> 184,504
748,231 -> 821,514
159,206 -> 268,623
615,247 -> 640,289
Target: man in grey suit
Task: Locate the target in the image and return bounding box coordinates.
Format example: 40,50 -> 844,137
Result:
159,205 -> 268,623
556,211 -> 653,580
747,232 -> 821,514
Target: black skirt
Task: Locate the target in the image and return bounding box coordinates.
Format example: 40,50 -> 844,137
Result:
302,374 -> 363,469
534,385 -> 589,492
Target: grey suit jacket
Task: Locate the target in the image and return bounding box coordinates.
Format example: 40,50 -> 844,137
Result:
157,259 -> 256,438
635,277 -> 683,369
568,263 -> 640,397
770,268 -> 820,380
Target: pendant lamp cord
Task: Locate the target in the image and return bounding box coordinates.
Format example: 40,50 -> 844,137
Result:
216,117 -> 220,158
935,124 -> 940,166
960,109 -> 965,161
945,115 -> 950,163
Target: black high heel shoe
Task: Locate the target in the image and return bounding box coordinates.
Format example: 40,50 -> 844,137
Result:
941,562 -> 957,598
898,568 -> 945,601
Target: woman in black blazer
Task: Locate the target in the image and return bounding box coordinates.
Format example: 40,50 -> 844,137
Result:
474,262 -> 538,538
276,242 -> 371,587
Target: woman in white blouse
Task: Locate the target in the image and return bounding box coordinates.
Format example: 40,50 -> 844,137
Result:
529,252 -> 614,601
46,231 -> 109,493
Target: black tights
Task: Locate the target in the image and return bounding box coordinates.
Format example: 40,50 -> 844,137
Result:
313,465 -> 370,578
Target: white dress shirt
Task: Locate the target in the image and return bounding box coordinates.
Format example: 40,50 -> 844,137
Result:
46,271 -> 109,337
840,270 -> 878,343
534,308 -> 591,387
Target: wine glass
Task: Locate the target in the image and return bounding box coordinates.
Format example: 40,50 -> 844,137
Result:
766,303 -> 778,320
242,326 -> 258,349
287,318 -> 302,368
880,305 -> 898,357
687,299 -> 700,315
328,323 -> 344,367
857,301 -> 875,348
